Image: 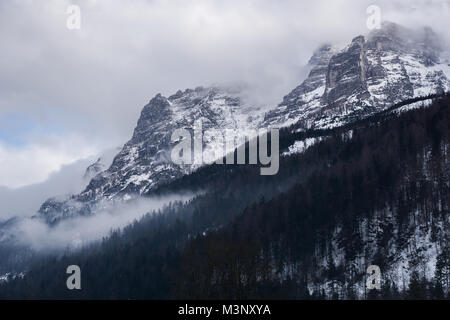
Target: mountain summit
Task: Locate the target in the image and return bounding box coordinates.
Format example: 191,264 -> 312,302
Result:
38,22 -> 450,224
38,86 -> 262,223
263,22 -> 450,129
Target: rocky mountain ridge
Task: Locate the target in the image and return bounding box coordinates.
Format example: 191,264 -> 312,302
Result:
38,22 -> 450,224
263,22 -> 450,129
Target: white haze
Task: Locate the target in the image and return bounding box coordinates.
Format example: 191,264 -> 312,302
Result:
0,158 -> 92,220
0,147 -> 118,221
1,0 -> 449,189
0,0 -> 449,252
11,194 -> 194,251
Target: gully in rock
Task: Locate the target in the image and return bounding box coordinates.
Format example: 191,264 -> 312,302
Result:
171,119 -> 280,176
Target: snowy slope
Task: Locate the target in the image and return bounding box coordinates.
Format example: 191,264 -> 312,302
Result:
263,22 -> 450,131
37,22 -> 450,224
38,86 -> 263,223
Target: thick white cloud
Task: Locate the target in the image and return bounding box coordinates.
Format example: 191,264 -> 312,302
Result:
12,193 -> 194,251
0,156 -> 92,220
0,134 -> 98,188
0,0 -> 449,190
0,146 -> 118,220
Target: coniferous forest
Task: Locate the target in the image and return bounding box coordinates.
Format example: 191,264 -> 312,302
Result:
1,94 -> 450,299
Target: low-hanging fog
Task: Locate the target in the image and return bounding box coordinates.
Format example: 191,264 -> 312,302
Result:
0,0 -> 449,257
7,193 -> 194,252
0,147 -> 118,221
1,0 -> 449,190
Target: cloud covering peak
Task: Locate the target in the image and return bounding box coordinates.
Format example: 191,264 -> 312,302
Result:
0,0 -> 449,189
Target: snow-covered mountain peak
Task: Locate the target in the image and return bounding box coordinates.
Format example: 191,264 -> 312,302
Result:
263,22 -> 450,130
37,22 -> 450,224
37,85 -> 261,224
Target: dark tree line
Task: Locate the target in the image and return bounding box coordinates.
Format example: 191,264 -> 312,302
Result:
1,94 -> 450,299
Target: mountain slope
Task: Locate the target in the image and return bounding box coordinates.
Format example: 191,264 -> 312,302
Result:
264,22 -> 450,130
2,94 -> 449,299
37,22 -> 450,226
38,86 -> 262,224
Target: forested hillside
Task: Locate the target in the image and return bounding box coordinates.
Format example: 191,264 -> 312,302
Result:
1,94 -> 449,299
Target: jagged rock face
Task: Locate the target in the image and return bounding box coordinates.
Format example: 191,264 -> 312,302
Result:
263,44 -> 338,128
80,87 -> 260,201
38,86 -> 261,224
324,35 -> 371,108
83,158 -> 106,180
264,22 -> 450,129
38,22 -> 450,224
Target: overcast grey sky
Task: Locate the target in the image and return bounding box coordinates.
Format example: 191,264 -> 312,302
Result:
0,0 -> 449,190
